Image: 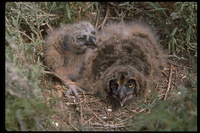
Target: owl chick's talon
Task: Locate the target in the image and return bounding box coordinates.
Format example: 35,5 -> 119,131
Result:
65,84 -> 85,100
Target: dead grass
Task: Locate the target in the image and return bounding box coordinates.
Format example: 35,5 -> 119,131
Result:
41,54 -> 195,131
6,2 -> 197,131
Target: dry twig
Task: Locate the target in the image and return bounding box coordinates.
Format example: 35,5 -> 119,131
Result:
16,110 -> 26,131
83,116 -> 94,125
164,64 -> 174,100
79,102 -> 84,129
97,6 -> 109,30
34,116 -> 45,131
68,112 -> 79,131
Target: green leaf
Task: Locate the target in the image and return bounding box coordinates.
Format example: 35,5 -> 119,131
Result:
171,27 -> 178,37
186,26 -> 192,44
66,3 -> 71,20
49,2 -> 57,13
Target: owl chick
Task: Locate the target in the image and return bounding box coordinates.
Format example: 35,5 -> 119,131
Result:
44,21 -> 97,99
76,21 -> 166,106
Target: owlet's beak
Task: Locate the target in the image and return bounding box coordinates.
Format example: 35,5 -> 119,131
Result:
77,34 -> 97,49
86,35 -> 97,49
89,35 -> 97,45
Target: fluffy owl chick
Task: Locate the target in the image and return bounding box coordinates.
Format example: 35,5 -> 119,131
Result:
44,21 -> 97,99
77,21 -> 166,106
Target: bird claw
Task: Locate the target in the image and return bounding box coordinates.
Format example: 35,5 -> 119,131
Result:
65,84 -> 85,100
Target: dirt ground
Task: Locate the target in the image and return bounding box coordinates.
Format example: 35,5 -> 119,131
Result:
40,2 -> 197,131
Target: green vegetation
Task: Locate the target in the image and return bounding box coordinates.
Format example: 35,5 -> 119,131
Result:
128,87 -> 197,131
5,2 -> 56,131
5,2 -> 197,131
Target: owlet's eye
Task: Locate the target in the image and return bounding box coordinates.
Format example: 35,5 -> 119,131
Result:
77,34 -> 87,39
128,83 -> 134,88
112,83 -> 118,88
91,31 -> 96,35
109,80 -> 118,89
126,79 -> 136,89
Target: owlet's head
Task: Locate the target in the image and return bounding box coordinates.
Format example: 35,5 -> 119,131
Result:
102,66 -> 141,106
109,72 -> 137,106
72,22 -> 97,51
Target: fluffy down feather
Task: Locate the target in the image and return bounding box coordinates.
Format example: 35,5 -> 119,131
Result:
77,21 -> 166,106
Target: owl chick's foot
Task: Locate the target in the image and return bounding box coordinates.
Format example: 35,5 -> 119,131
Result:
65,83 -> 85,100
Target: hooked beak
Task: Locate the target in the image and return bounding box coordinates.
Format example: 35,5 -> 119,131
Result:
116,86 -> 126,106
86,35 -> 97,49
76,33 -> 97,49
117,86 -> 134,106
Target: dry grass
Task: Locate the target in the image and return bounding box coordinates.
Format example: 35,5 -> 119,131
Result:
5,2 -> 197,131
41,55 -> 196,131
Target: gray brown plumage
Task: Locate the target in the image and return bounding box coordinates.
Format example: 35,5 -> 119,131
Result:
76,21 -> 166,106
44,21 -> 97,99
